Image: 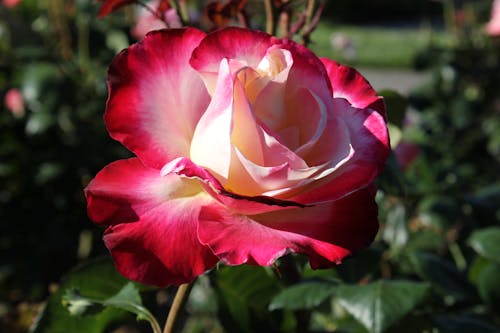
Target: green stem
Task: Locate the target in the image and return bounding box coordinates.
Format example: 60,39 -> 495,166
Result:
163,282 -> 195,333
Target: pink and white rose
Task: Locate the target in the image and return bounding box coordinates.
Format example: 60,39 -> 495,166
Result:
85,27 -> 390,286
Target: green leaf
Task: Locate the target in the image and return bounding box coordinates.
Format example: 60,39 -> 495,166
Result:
468,227 -> 500,264
382,201 -> 408,253
476,263 -> 500,310
62,283 -> 160,332
269,280 -> 338,311
336,246 -> 383,283
410,252 -> 474,301
30,257 -> 157,333
213,265 -> 283,333
335,280 -> 429,333
380,89 -> 409,128
432,314 -> 500,333
376,152 -> 406,196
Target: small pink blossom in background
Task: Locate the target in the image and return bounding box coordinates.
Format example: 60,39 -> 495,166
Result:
4,88 -> 25,117
394,141 -> 420,172
486,0 -> 500,36
330,33 -> 357,61
131,0 -> 181,40
85,27 -> 390,286
2,0 -> 21,8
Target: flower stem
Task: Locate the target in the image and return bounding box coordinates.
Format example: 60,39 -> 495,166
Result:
163,282 -> 195,333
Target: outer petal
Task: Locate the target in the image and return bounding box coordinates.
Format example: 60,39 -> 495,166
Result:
321,58 -> 386,118
197,187 -> 379,268
85,158 -> 218,286
105,28 -> 210,169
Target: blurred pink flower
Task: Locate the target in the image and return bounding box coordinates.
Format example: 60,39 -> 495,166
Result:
4,88 -> 25,117
131,0 -> 182,40
2,0 -> 21,8
486,0 -> 500,36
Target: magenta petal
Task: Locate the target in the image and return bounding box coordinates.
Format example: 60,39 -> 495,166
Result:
197,187 -> 379,268
105,28 -> 210,169
190,27 -> 332,102
85,158 -> 218,286
190,27 -> 275,91
321,58 -> 386,118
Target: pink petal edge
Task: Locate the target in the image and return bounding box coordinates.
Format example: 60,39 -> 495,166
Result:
85,158 -> 219,286
105,28 -> 210,169
197,186 -> 379,268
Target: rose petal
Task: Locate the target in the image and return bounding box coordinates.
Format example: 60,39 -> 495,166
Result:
189,58 -> 235,180
162,157 -> 308,215
190,27 -> 275,94
290,99 -> 389,205
190,27 -> 332,103
197,187 -> 379,268
85,158 -> 218,286
321,58 -> 386,117
105,28 -> 210,169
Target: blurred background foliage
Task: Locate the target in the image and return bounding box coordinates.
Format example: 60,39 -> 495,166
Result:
1,0 -> 499,332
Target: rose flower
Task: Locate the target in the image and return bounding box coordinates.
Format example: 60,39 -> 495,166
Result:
85,28 -> 390,286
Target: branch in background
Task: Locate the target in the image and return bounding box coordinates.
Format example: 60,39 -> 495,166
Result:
137,0 -> 171,27
288,12 -> 305,39
264,0 -> 275,34
304,0 -> 315,27
170,0 -> 189,25
237,10 -> 250,28
277,0 -> 293,38
48,0 -> 72,60
300,0 -> 325,46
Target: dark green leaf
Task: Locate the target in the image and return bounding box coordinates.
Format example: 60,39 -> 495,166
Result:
62,283 -> 160,332
336,246 -> 383,283
213,265 -> 283,333
432,314 -> 500,333
476,263 -> 500,310
335,280 -> 429,333
269,280 -> 338,311
468,227 -> 500,264
380,89 -> 408,127
31,257 -> 154,333
376,152 -> 406,196
410,252 -> 475,301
